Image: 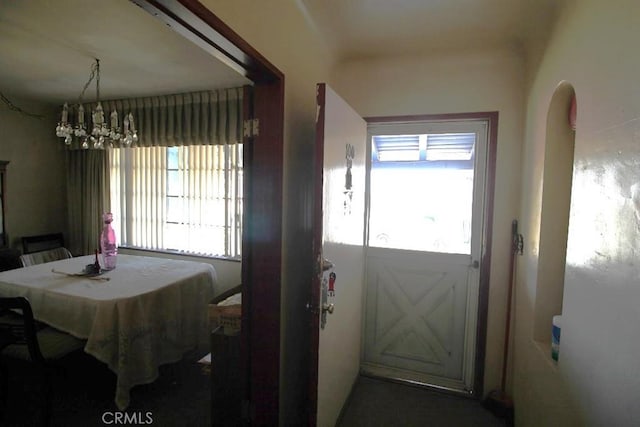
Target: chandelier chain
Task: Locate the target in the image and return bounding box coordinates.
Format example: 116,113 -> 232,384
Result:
96,59 -> 100,102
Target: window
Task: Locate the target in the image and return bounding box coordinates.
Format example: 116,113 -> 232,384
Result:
368,130 -> 479,253
109,144 -> 243,259
372,133 -> 475,163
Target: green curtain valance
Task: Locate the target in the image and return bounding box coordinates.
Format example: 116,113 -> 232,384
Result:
64,87 -> 243,149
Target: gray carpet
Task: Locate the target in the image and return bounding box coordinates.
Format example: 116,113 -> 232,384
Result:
3,358 -> 506,426
338,376 -> 507,427
1,350 -> 211,427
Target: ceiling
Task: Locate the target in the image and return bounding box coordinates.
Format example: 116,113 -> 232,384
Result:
0,0 -> 251,105
299,0 -> 562,59
0,0 -> 562,106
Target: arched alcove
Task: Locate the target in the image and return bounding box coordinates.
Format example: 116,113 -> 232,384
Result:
533,81 -> 576,357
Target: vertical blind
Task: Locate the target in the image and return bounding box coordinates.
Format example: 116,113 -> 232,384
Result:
109,144 -> 242,257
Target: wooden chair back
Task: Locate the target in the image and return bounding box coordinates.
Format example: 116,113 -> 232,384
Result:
21,233 -> 66,255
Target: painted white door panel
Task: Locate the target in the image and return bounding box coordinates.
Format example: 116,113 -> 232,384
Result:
363,248 -> 470,385
312,84 -> 367,427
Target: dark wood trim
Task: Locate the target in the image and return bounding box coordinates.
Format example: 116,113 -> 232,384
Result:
366,111 -> 499,398
137,2 -> 285,424
474,111 -> 499,398
240,84 -> 254,424
308,83 -> 326,425
243,80 -> 284,424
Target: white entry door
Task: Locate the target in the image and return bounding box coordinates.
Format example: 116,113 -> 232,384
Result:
362,119 -> 489,393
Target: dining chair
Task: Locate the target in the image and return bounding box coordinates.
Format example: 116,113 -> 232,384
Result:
0,297 -> 85,426
19,247 -> 73,267
21,233 -> 66,255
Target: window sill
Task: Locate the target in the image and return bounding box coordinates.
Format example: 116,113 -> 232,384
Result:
118,246 -> 241,263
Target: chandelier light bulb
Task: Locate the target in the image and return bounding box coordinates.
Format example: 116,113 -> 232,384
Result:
55,103 -> 73,139
110,110 -> 118,128
61,102 -> 69,123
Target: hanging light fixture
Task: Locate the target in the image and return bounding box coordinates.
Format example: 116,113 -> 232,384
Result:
55,59 -> 137,149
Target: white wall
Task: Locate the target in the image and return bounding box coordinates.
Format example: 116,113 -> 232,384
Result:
198,1 -> 335,424
331,47 -> 525,397
0,99 -> 67,249
514,0 -> 640,425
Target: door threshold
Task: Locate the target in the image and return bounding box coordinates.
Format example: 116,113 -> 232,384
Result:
360,371 -> 476,400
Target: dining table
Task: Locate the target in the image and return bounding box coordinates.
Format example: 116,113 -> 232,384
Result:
0,253 -> 217,410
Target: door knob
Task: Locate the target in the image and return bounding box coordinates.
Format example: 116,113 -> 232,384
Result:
322,303 -> 334,314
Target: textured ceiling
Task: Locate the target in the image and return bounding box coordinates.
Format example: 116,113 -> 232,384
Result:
0,0 -> 250,105
299,0 -> 561,59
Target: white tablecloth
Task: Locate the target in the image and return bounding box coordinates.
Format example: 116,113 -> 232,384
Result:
0,254 -> 217,409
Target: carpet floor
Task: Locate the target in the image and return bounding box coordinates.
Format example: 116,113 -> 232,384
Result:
1,350 -> 211,427
2,357 -> 509,426
337,376 -> 508,427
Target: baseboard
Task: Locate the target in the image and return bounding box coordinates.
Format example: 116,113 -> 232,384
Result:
360,371 -> 476,400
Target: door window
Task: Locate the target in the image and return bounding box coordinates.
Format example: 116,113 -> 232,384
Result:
368,132 -> 476,254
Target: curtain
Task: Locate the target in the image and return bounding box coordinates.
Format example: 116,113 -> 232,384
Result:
65,150 -> 110,256
65,87 -> 243,149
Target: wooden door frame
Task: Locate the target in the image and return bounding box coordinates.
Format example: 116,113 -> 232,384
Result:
365,112 -> 498,397
135,1 -> 284,424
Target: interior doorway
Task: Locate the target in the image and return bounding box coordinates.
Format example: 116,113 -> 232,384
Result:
135,1 -> 285,424
362,113 -> 499,396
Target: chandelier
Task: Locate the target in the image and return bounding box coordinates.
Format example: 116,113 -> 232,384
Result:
55,59 -> 138,149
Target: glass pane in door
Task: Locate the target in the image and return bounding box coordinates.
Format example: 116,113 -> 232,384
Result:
368,133 -> 476,254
